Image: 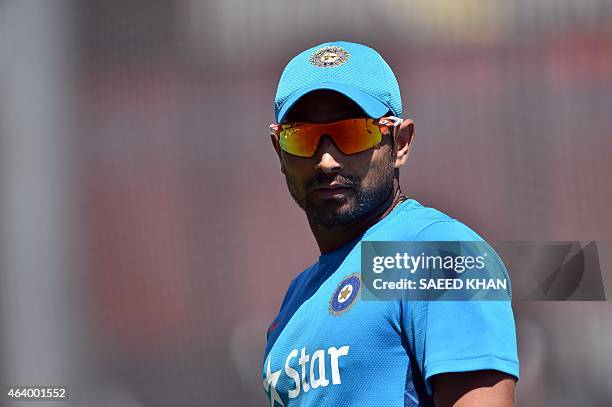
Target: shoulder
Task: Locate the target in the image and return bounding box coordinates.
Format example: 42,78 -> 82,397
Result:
280,263 -> 317,309
389,199 -> 484,242
266,263 -> 318,342
415,218 -> 483,242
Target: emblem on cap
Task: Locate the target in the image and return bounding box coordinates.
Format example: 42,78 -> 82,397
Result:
309,46 -> 350,68
329,273 -> 360,316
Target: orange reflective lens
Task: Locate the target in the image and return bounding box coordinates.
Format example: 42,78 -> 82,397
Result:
270,117 -> 398,158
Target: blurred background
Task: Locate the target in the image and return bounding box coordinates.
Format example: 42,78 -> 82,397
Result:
1,0 -> 611,406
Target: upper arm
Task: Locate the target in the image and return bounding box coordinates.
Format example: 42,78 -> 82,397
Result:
402,220 -> 520,396
266,276 -> 298,341
431,370 -> 516,407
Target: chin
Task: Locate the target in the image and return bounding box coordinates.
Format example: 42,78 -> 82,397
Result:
306,200 -> 363,225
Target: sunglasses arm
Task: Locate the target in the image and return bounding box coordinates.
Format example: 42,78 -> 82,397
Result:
269,123 -> 282,139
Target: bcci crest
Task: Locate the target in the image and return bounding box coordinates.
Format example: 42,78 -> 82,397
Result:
309,46 -> 350,68
329,273 -> 360,316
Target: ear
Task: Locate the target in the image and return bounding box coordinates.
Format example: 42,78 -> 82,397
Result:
270,134 -> 286,174
393,118 -> 415,169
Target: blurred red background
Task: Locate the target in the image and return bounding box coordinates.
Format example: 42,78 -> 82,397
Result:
1,1 -> 611,406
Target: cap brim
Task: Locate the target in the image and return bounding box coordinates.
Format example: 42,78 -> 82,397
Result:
276,83 -> 391,123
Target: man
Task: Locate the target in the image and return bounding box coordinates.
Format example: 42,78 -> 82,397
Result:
263,41 -> 519,406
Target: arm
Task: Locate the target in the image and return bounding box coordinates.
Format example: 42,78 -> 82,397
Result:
432,370 -> 516,407
403,220 -> 520,403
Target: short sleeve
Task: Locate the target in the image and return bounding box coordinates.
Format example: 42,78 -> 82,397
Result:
266,276 -> 298,341
402,220 -> 520,395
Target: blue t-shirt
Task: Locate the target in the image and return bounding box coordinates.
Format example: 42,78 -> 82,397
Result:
262,199 -> 519,406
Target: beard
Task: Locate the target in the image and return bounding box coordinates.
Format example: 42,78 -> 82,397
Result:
285,152 -> 395,226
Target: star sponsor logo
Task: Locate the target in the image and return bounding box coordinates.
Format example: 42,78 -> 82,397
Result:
263,345 -> 350,406
264,356 -> 284,406
329,273 -> 360,316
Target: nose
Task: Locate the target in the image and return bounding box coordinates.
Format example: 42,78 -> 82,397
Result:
314,136 -> 344,174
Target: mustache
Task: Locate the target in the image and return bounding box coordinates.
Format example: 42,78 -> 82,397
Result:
306,173 -> 360,191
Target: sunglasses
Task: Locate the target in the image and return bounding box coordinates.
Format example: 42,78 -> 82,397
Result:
270,116 -> 403,158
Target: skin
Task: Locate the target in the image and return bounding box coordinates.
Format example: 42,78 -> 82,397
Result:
271,90 -> 414,254
270,89 -> 516,406
432,370 -> 517,407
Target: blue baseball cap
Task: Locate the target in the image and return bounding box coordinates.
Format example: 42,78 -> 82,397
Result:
274,41 -> 402,123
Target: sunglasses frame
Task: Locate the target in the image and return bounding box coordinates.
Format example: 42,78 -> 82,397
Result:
270,116 -> 403,157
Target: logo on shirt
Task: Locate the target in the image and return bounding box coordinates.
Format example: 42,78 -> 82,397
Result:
263,345 -> 350,406
329,273 -> 361,316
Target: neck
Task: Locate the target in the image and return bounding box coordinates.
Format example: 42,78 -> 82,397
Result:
309,187 -> 405,254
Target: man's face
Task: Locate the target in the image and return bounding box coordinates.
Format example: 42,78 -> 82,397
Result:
275,90 -> 396,225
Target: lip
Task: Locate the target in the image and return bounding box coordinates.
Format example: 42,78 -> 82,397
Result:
311,183 -> 353,191
310,184 -> 354,197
